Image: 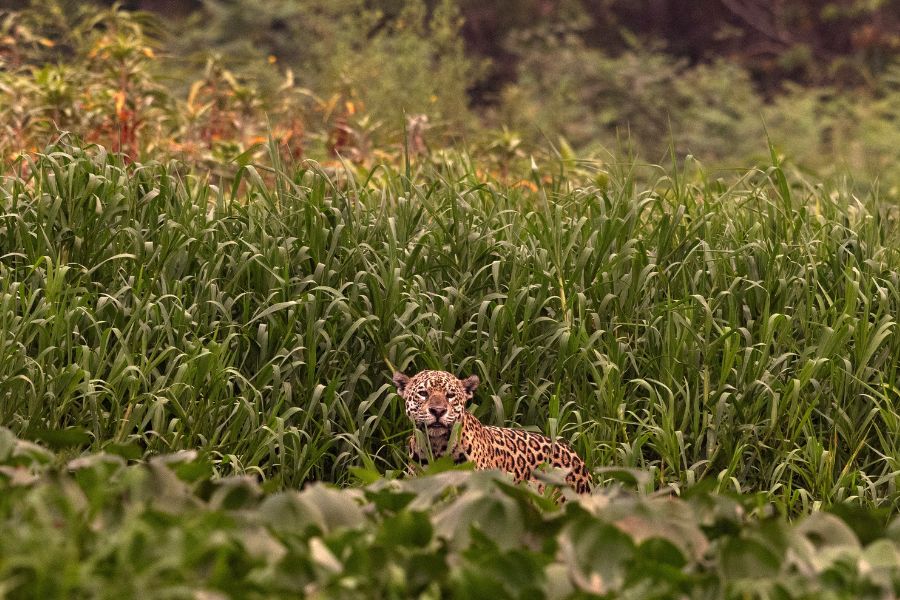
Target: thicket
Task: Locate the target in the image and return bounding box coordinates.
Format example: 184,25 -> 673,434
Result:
2,2 -> 900,593
1,140 -> 898,513
2,1 -> 899,192
0,1 -> 480,170
3,428 -> 900,599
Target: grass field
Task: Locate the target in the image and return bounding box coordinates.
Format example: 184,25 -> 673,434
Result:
2,139 -> 898,515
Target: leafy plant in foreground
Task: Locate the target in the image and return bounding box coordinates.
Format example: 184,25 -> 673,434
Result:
1,429 -> 899,599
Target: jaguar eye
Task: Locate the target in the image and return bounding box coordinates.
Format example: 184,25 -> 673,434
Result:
446,392 -> 456,400
417,389 -> 428,398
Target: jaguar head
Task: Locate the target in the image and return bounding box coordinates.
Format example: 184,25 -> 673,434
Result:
392,369 -> 479,430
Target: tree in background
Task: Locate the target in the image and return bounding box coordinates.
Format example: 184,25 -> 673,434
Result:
1,0 -> 898,186
459,0 -> 900,97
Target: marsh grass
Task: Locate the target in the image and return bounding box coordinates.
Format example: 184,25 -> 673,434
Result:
1,139 -> 898,512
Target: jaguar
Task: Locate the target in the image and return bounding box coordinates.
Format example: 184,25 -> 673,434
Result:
393,369 -> 592,494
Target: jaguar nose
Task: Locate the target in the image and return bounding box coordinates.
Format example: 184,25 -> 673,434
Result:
428,405 -> 447,420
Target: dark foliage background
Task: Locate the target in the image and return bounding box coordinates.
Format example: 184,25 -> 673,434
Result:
83,0 -> 900,94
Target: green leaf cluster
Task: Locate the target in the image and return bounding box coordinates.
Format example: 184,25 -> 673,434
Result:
2,431 -> 900,598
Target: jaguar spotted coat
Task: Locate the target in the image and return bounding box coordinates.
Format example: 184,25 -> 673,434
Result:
393,369 -> 592,494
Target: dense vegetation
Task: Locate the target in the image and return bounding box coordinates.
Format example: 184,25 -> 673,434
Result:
2,140 -> 898,513
2,1 -> 900,190
2,1 -> 900,597
3,428 -> 900,598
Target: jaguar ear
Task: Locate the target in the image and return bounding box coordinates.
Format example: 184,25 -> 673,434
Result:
459,375 -> 480,400
392,372 -> 410,393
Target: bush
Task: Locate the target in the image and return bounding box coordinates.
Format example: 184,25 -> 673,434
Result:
2,429 -> 900,599
1,0 -> 481,167
763,64 -> 900,195
497,16 -> 765,162
170,0 -> 482,148
494,7 -> 900,197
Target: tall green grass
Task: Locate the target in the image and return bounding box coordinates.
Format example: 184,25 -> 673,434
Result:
1,140 -> 898,512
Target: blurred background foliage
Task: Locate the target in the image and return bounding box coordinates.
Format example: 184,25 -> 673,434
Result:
0,0 -> 898,191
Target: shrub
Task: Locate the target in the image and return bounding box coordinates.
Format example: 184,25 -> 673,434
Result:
497,17 -> 765,162
170,0 -> 482,148
763,63 -> 900,197
2,429 -> 900,599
